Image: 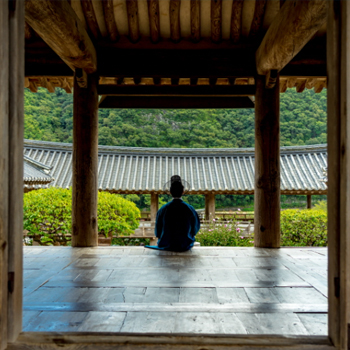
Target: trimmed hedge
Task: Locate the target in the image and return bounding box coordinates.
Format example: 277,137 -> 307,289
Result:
280,209 -> 327,246
24,188 -> 140,245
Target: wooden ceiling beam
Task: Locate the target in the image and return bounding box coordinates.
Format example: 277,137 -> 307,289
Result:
101,0 -> 119,42
231,0 -> 243,43
24,0 -> 97,74
211,0 -> 222,43
256,0 -> 328,76
126,0 -> 140,43
190,0 -> 200,43
99,95 -> 255,109
170,0 -> 181,42
97,84 -> 256,96
148,0 -> 160,43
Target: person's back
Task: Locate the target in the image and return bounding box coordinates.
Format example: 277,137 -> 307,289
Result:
145,176 -> 200,252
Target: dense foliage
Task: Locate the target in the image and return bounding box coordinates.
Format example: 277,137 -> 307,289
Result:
24,188 -> 140,245
24,87 -> 327,148
197,209 -> 328,247
280,209 -> 327,246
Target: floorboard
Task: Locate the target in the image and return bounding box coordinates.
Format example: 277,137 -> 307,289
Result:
22,247 -> 328,336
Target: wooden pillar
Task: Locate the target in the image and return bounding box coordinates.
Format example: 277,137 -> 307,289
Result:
205,193 -> 215,221
254,74 -> 280,248
7,0 -> 24,342
0,1 -> 9,348
327,1 -> 350,348
72,71 -> 99,247
307,195 -> 312,209
150,193 -> 159,222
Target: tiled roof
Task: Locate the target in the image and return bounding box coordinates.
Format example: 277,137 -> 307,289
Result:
23,139 -> 327,194
24,155 -> 53,187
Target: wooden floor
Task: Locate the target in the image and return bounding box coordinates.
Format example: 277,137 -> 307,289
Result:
23,246 -> 328,335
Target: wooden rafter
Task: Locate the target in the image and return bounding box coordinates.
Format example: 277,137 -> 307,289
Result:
81,0 -> 101,39
211,0 -> 222,43
126,0 -> 140,43
256,0 -> 328,75
190,0 -> 200,43
231,0 -> 243,43
296,78 -> 307,93
101,0 -> 119,41
170,0 -> 181,42
25,0 -> 97,73
249,0 -> 267,38
148,0 -> 160,43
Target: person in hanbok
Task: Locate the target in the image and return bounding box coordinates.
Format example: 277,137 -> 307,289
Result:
145,175 -> 200,252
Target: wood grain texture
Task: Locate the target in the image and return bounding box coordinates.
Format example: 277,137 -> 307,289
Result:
256,0 -> 328,75
170,0 -> 181,42
249,0 -> 266,38
327,1 -> 341,346
211,0 -> 222,43
0,1 -> 9,348
101,0 -> 119,41
126,0 -> 140,43
254,74 -> 280,248
25,0 -> 97,73
231,0 -> 243,43
148,0 -> 160,43
81,0 -> 101,39
7,0 -> 24,342
72,72 -> 99,247
190,0 -> 200,42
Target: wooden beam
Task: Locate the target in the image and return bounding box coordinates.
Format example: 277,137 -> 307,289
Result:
101,0 -> 119,41
296,78 -> 307,93
205,194 -> 215,221
256,0 -> 328,75
148,0 -> 160,43
190,0 -> 200,43
249,0 -> 267,38
150,193 -> 159,222
97,84 -> 256,96
254,74 -> 280,248
307,194 -> 312,209
72,72 -> 99,247
211,0 -> 222,43
25,0 -> 97,73
170,0 -> 181,42
231,0 -> 243,43
99,96 -> 255,109
126,0 -> 140,43
81,0 -> 100,39
0,1 -> 9,348
327,1 -> 349,347
97,48 -> 256,77
8,0 -> 24,343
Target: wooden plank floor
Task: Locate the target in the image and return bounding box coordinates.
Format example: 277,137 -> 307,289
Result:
22,246 -> 328,335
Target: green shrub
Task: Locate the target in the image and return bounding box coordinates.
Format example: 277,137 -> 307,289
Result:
280,209 -> 327,246
24,188 -> 140,245
312,200 -> 327,212
112,237 -> 150,246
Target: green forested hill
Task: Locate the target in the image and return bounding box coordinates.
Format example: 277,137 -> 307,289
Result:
24,87 -> 327,148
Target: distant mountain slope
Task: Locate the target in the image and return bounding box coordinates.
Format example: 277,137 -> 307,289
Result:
24,87 -> 327,148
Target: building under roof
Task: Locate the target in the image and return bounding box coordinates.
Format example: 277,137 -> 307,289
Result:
24,139 -> 327,196
23,155 -> 53,191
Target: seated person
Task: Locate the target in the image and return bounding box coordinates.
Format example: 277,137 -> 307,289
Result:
145,176 -> 200,252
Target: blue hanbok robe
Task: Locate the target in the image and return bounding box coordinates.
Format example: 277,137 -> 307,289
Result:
145,199 -> 200,252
